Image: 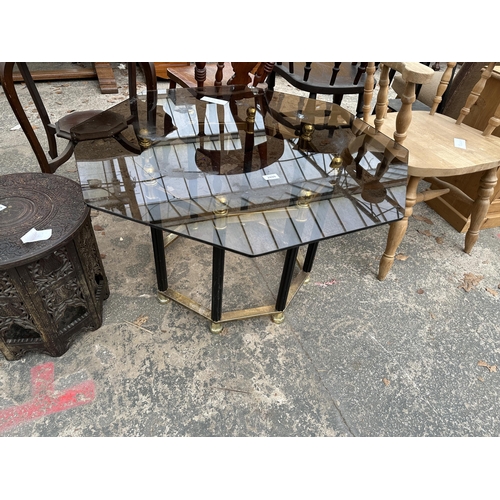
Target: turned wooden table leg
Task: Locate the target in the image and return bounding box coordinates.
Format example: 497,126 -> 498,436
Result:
465,167 -> 498,254
378,175 -> 421,280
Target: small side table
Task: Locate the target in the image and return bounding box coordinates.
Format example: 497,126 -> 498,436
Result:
0,173 -> 109,360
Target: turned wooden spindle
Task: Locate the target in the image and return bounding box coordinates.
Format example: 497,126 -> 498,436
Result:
194,62 -> 207,87
253,62 -> 275,85
374,64 -> 390,131
393,80 -> 416,145
215,63 -> 225,86
363,62 -> 376,122
483,102 -> 500,137
353,62 -> 367,85
329,63 -> 341,86
457,62 -> 496,125
387,62 -> 434,145
429,62 -> 457,115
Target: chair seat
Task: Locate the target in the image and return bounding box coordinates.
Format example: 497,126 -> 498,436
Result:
55,110 -> 105,139
59,109 -> 129,142
366,111 -> 500,177
167,63 -> 234,87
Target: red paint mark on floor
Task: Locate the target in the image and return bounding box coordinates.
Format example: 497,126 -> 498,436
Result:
0,362 -> 95,434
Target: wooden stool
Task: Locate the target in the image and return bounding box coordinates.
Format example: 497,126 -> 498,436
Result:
0,173 -> 109,360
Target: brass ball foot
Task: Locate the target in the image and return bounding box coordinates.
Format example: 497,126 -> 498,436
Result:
272,312 -> 285,324
210,322 -> 223,334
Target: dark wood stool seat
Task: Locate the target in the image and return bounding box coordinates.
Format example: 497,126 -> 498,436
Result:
54,110 -> 105,140
0,62 -> 157,174
68,109 -> 130,141
0,173 -> 109,360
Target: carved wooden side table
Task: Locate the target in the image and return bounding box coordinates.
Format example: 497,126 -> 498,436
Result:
0,173 -> 109,360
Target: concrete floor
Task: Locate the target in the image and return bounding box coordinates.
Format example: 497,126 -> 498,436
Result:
1,63 -> 500,439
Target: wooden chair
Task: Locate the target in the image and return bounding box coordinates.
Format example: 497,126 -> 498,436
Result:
389,62 -> 459,113
267,63 -> 370,117
166,62 -> 275,89
0,62 -> 157,174
362,62 -> 500,280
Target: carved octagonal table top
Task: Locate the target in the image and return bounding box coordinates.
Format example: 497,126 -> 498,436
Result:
0,173 -> 89,269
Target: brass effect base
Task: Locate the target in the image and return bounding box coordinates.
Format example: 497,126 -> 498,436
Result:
157,291 -> 170,304
156,255 -> 310,332
164,232 -> 180,248
272,312 -> 285,324
210,322 -> 224,334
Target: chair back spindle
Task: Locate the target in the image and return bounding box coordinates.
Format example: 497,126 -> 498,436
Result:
429,62 -> 457,115
253,63 -> 275,85
194,62 -> 207,87
456,62 -> 499,137
303,63 -> 312,82
456,62 -> 495,125
368,62 -> 435,145
353,63 -> 368,85
268,63 -> 371,117
191,63 -> 274,88
215,62 -> 225,86
484,102 -> 500,137
329,63 -> 341,86
374,64 -> 391,131
362,62 -> 377,121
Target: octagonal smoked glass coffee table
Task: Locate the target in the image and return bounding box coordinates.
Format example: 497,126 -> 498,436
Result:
72,85 -> 408,332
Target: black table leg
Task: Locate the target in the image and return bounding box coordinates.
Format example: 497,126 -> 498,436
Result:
275,246 -> 299,314
211,246 -> 225,331
303,242 -> 319,273
150,227 -> 168,293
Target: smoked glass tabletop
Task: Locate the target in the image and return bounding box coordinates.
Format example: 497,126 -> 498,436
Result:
73,86 -> 408,257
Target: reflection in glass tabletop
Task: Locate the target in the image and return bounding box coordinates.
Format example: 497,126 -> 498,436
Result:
73,86 -> 408,258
